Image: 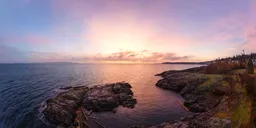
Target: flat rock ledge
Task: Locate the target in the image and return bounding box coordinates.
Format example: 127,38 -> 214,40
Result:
42,82 -> 137,127
155,72 -> 207,92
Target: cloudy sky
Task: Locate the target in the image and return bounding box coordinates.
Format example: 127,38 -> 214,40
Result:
0,0 -> 256,63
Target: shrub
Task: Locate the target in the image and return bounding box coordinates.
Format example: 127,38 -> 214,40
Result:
203,60 -> 242,74
238,73 -> 256,96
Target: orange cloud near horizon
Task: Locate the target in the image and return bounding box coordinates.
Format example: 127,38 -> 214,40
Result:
27,50 -> 198,63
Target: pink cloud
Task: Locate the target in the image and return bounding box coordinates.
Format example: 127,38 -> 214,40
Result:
10,49 -> 194,63
76,50 -> 194,63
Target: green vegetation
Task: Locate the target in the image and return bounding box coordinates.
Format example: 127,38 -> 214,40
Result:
203,70 -> 256,128
231,96 -> 252,128
181,52 -> 256,127
198,74 -> 223,91
197,52 -> 256,127
234,73 -> 256,127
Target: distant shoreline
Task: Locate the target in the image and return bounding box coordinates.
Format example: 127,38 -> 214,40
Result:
162,61 -> 213,65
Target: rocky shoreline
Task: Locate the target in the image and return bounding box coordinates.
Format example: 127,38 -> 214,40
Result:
42,66 -> 252,128
134,67 -> 234,128
42,82 -> 137,127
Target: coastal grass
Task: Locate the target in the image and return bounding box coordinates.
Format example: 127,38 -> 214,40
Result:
200,74 -> 223,87
200,67 -> 256,127
197,74 -> 223,92
229,76 -> 254,128
211,73 -> 253,127
231,96 -> 252,127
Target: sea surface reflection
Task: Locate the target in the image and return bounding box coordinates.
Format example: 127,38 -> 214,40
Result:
0,63 -> 201,128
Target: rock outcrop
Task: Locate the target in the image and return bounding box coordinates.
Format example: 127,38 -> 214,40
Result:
155,72 -> 213,112
43,82 -> 137,127
155,71 -> 226,113
83,82 -> 137,112
156,72 -> 207,92
147,67 -> 234,128
43,86 -> 89,126
155,66 -> 205,78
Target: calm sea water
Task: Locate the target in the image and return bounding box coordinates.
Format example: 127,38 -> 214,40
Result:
0,63 -> 201,128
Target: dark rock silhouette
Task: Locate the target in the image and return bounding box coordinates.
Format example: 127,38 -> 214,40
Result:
43,82 -> 136,127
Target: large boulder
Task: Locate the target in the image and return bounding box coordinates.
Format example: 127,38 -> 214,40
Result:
83,82 -> 137,112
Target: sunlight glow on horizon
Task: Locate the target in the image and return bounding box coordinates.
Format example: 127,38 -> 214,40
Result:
0,0 -> 256,63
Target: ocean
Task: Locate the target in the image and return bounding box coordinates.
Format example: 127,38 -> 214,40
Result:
0,63 -> 201,128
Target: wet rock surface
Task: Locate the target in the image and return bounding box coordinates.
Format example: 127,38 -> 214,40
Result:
42,82 -> 136,127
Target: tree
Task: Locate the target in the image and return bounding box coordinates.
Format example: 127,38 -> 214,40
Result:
247,57 -> 254,74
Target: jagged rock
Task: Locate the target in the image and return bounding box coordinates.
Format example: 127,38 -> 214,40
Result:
43,86 -> 89,126
206,117 -> 231,128
43,82 -> 137,127
83,82 -> 137,112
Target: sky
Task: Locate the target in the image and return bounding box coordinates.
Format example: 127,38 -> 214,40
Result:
0,0 -> 256,63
